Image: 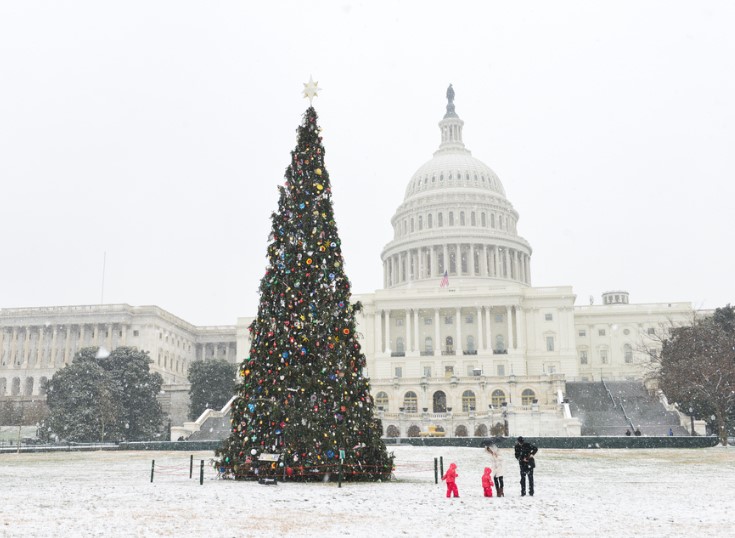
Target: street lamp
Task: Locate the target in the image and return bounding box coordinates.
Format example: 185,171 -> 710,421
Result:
689,407 -> 695,437
446,407 -> 453,438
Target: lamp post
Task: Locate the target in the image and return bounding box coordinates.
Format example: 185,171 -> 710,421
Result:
689,407 -> 695,436
447,407 -> 453,438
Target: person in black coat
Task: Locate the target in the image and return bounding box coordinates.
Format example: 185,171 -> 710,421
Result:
514,436 -> 538,496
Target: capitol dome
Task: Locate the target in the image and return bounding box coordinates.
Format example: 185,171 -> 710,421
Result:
381,85 -> 532,289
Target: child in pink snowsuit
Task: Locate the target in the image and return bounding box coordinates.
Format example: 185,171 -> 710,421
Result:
442,462 -> 459,497
482,467 -> 494,497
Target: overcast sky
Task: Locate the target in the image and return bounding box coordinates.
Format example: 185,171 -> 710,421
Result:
1,1 -> 733,326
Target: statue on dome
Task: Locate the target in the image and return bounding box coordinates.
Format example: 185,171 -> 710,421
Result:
445,84 -> 457,117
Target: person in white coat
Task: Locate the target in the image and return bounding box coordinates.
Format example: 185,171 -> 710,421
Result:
485,445 -> 505,497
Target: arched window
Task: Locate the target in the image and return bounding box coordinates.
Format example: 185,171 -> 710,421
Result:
466,335 -> 475,353
424,336 -> 433,354
428,214 -> 433,228
375,391 -> 389,410
471,212 -> 476,226
491,214 -> 496,228
522,389 -> 536,405
475,424 -> 488,436
460,212 -> 466,226
410,218 -> 414,233
407,425 -> 421,437
24,377 -> 34,396
438,213 -> 443,227
396,337 -> 405,354
481,212 -> 487,227
449,212 -> 454,226
39,377 -> 48,396
462,390 -> 476,412
11,377 -> 20,396
0,378 -> 6,396
491,390 -> 506,407
624,344 -> 633,363
455,425 -> 468,437
403,391 -> 418,413
418,216 -> 423,230
386,425 -> 400,437
432,391 -> 447,413
445,336 -> 454,354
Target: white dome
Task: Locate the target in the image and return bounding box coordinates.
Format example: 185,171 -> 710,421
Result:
381,85 -> 532,290
404,151 -> 507,200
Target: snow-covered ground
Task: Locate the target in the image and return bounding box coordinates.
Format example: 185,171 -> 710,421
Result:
0,445 -> 732,537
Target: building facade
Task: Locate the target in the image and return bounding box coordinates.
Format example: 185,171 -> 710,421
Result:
344,87 -> 692,438
0,304 -> 238,426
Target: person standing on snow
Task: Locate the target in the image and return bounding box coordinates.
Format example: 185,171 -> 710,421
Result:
486,444 -> 505,497
514,436 -> 538,497
481,467 -> 494,497
442,462 -> 459,498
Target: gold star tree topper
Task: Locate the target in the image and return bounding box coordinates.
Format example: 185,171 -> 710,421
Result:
303,76 -> 322,106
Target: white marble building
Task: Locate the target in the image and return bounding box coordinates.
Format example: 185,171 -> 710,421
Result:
0,304 -> 237,426
341,87 -> 693,438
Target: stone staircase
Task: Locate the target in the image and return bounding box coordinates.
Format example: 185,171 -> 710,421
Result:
565,381 -> 688,436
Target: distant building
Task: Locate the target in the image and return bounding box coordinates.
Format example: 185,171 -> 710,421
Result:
0,304 -> 239,426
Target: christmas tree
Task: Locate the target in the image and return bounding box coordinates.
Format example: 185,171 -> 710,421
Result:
216,84 -> 393,481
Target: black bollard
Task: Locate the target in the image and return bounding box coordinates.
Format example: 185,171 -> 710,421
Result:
150,460 -> 155,483
434,458 -> 438,484
200,460 -> 204,485
189,455 -> 193,479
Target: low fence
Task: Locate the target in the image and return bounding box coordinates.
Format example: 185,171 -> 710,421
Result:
0,436 -> 720,455
383,436 -> 720,449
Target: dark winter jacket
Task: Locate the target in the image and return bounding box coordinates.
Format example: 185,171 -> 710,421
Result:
514,440 -> 538,467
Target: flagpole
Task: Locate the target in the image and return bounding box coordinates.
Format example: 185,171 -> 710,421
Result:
100,251 -> 106,304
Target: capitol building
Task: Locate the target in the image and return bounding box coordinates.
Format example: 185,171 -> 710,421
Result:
0,87 -> 693,436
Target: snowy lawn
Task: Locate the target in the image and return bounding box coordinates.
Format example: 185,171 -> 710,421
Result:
0,445 -> 732,537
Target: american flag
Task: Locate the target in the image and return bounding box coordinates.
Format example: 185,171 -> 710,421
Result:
440,270 -> 449,288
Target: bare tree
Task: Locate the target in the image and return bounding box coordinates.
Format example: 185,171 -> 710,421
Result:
643,306 -> 735,445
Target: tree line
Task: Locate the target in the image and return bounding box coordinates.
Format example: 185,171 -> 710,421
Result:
38,348 -> 235,443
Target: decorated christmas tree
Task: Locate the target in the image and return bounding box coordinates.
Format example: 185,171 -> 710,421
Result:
216,81 -> 393,481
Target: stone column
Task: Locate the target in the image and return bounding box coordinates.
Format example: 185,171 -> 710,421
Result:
22,327 -> 30,368
36,326 -> 44,368
373,310 -> 381,355
469,244 -> 475,276
10,327 -> 18,367
430,246 -> 437,278
507,307 -> 515,350
442,245 -> 449,274
405,308 -> 413,353
517,307 -> 525,352
384,309 -> 391,353
107,324 -> 113,349
434,308 -> 441,355
414,308 -> 420,355
63,326 -> 71,364
455,307 -> 462,354
50,327 -> 58,368
486,306 -> 493,352
475,306 -> 481,352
